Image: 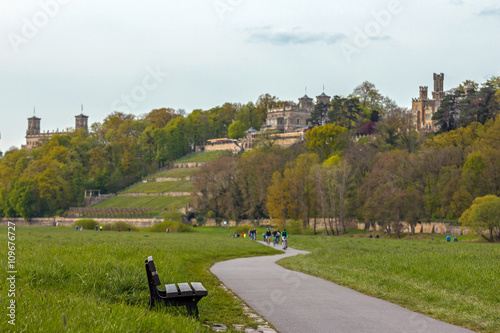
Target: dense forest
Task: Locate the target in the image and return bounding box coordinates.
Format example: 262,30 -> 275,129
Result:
1,78 -> 499,240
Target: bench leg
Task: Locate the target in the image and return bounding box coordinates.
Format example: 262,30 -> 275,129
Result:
186,304 -> 199,317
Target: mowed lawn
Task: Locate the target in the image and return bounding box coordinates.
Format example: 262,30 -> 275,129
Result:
93,196 -> 191,213
0,226 -> 278,333
121,181 -> 194,194
279,235 -> 500,333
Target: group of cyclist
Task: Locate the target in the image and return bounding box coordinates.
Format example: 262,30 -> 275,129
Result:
246,227 -> 288,249
264,227 -> 288,249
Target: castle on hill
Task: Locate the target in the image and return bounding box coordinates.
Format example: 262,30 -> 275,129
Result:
263,92 -> 331,133
411,73 -> 445,131
23,112 -> 89,150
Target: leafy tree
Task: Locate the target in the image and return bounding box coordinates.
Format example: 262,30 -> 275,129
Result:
351,81 -> 383,113
267,171 -> 288,225
237,150 -> 285,219
228,120 -> 248,139
236,102 -> 261,130
144,108 -> 178,128
255,93 -> 280,127
308,100 -> 330,127
305,124 -> 348,161
460,195 -> 500,242
328,96 -> 362,129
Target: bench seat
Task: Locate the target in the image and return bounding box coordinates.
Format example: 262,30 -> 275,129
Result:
145,256 -> 207,316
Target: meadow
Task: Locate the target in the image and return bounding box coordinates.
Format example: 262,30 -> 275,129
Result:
0,226 -> 278,333
2,226 -> 498,333
279,234 -> 500,333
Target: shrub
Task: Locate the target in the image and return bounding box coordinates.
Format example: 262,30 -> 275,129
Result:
73,219 -> 99,230
286,220 -> 305,235
234,224 -> 251,235
99,222 -> 139,231
147,220 -> 193,233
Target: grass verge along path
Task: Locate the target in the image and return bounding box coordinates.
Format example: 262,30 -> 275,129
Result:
278,235 -> 499,333
0,227 -> 279,332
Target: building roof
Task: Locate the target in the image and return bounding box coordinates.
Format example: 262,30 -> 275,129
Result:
299,94 -> 313,100
246,127 -> 258,133
317,92 -> 331,98
75,113 -> 88,118
28,116 -> 41,120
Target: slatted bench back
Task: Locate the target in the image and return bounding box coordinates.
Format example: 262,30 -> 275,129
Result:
145,256 -> 161,286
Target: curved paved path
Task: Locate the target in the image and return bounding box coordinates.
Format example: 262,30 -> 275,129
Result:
211,243 -> 474,333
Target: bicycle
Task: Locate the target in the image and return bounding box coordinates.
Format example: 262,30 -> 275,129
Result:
282,236 -> 287,250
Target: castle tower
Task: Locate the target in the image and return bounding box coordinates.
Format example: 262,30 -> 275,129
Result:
75,113 -> 89,133
419,86 -> 428,100
298,94 -> 314,110
27,116 -> 41,136
433,73 -> 444,100
316,92 -> 331,106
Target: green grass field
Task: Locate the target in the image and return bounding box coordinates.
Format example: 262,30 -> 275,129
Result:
279,234 -> 500,333
152,167 -> 200,179
121,181 -> 194,194
0,226 -> 278,333
175,151 -> 229,163
93,196 -> 190,214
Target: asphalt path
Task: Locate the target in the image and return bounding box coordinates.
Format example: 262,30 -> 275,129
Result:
210,242 -> 474,333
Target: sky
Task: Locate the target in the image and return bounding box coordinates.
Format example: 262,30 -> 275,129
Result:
1,0 -> 499,152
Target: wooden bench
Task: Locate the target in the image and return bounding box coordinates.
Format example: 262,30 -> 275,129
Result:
145,256 -> 207,316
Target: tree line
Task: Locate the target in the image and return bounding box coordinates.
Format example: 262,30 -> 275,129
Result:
1,78 -> 499,242
0,94 -> 274,219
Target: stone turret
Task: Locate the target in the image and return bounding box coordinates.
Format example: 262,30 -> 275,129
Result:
27,116 -> 41,136
419,86 -> 428,100
433,73 -> 445,100
316,92 -> 331,106
298,95 -> 314,110
75,113 -> 89,133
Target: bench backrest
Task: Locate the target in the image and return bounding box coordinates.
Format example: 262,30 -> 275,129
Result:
145,256 -> 161,286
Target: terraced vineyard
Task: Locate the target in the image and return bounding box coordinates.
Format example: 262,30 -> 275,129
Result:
89,152 -> 223,218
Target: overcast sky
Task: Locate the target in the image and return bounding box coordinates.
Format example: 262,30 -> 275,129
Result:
1,0 -> 499,152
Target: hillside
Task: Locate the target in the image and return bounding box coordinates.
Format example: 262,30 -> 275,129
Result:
90,151 -> 226,217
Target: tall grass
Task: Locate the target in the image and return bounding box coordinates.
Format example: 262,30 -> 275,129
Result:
0,226 -> 278,332
279,235 -> 500,333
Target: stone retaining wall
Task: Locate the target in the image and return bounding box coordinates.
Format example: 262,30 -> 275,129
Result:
171,162 -> 206,168
155,177 -> 191,182
358,221 -> 469,235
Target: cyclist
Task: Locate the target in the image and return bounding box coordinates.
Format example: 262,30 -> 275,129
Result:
265,228 -> 272,245
274,229 -> 281,246
281,229 -> 288,250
